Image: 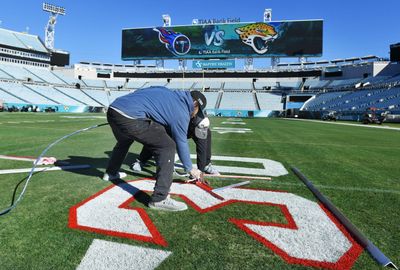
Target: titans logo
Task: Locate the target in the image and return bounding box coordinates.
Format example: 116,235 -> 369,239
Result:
153,27 -> 191,56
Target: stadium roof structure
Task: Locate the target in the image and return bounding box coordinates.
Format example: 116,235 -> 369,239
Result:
360,55 -> 380,60
316,60 -> 330,64
344,57 -> 361,62
276,55 -> 382,70
331,59 -> 345,64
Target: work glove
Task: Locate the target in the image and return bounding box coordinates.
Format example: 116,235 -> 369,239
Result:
189,168 -> 202,180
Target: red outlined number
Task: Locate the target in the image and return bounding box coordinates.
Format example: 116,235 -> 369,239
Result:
69,179 -> 363,269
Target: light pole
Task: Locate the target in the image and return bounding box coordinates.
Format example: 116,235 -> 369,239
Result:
42,3 -> 66,51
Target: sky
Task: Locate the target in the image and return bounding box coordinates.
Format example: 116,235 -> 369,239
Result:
1,0 -> 399,69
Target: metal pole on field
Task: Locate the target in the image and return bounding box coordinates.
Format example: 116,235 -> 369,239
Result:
291,167 -> 398,269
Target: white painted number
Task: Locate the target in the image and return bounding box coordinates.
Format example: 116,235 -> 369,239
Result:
70,180 -> 362,270
176,154 -> 288,177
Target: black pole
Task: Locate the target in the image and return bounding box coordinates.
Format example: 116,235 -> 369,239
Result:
291,167 -> 397,269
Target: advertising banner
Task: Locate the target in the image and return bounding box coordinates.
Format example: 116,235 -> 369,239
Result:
122,20 -> 323,60
192,59 -> 235,69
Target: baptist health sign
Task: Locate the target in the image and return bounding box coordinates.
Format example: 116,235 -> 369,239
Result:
193,60 -> 235,69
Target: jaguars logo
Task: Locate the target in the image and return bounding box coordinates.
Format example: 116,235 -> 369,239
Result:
153,27 -> 191,56
235,23 -> 278,54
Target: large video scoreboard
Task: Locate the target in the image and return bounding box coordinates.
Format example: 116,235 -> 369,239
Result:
121,20 -> 323,60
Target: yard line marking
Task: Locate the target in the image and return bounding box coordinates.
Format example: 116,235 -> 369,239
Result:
0,155 -> 38,162
212,127 -> 253,134
61,116 -> 106,119
2,120 -> 57,125
227,118 -> 243,121
222,121 -> 246,125
286,118 -> 400,131
36,120 -> 55,123
0,165 -> 90,175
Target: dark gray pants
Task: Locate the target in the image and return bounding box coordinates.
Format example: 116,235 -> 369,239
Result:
106,108 -> 175,202
138,127 -> 212,171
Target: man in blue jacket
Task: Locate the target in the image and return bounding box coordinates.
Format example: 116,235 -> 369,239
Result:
131,113 -> 220,176
103,87 -> 205,211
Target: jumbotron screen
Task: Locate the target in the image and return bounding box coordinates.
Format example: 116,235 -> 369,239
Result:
121,20 -> 323,60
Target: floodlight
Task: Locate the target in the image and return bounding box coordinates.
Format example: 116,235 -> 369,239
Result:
264,9 -> 272,22
42,3 -> 66,50
42,3 -> 66,15
162,14 -> 171,27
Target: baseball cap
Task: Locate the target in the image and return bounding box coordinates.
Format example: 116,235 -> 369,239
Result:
190,91 -> 209,139
190,90 -> 207,120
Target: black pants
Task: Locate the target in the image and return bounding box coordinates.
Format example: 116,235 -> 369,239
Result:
106,108 -> 175,202
191,128 -> 212,171
138,127 -> 212,171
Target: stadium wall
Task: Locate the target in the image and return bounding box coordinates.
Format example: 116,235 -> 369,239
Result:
373,62 -> 400,76
113,70 -> 321,79
207,109 -> 276,118
3,102 -> 101,113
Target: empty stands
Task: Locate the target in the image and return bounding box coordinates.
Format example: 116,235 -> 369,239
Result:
26,67 -> 66,84
55,86 -> 102,106
105,80 -> 125,89
223,80 -> 253,91
203,92 -> 219,109
82,79 -> 105,88
0,64 -> 44,82
192,81 -> 223,91
25,84 -> 83,105
219,92 -> 257,110
125,80 -> 148,89
0,81 -> 55,104
166,80 -> 196,90
256,93 -> 283,110
303,88 -> 400,111
0,28 -> 27,49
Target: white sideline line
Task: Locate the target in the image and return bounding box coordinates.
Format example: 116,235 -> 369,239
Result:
0,165 -> 90,175
60,116 -> 106,119
285,118 -> 400,131
0,155 -> 36,162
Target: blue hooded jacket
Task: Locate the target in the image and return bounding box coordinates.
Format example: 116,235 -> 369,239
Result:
110,86 -> 194,171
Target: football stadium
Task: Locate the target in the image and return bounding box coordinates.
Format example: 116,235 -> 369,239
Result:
0,2 -> 399,270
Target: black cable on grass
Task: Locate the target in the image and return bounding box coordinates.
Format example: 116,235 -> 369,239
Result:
2,173 -> 39,216
291,166 -> 398,269
0,123 -> 109,217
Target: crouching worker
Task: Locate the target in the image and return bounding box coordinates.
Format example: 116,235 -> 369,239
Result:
103,87 -> 206,211
132,112 -> 220,176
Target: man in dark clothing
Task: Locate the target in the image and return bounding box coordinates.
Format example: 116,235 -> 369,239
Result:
103,87 -> 206,211
132,113 -> 220,175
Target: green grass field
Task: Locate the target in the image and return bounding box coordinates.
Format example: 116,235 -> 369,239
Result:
0,112 -> 399,270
